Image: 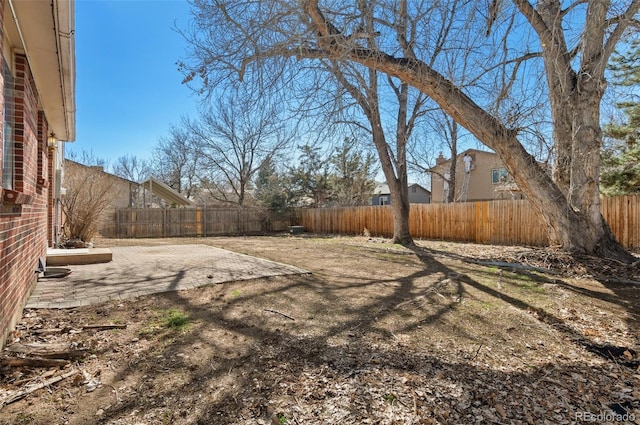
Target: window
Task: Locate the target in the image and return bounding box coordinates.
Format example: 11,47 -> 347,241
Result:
37,111 -> 48,188
2,59 -> 14,190
491,168 -> 508,184
379,195 -> 390,205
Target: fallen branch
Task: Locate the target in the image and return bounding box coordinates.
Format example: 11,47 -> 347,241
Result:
6,344 -> 88,359
82,324 -> 127,331
468,344 -> 483,362
6,342 -> 68,352
264,309 -> 295,321
395,278 -> 454,310
0,369 -> 78,409
32,328 -> 72,335
31,350 -> 87,360
394,295 -> 426,310
1,357 -> 70,368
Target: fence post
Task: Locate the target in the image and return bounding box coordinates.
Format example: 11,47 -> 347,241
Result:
203,207 -> 207,237
196,208 -> 202,237
163,209 -> 167,238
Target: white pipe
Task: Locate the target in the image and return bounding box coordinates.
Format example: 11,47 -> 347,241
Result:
7,0 -> 28,56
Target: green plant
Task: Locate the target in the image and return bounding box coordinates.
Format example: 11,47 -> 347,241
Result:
383,393 -> 397,404
139,309 -> 192,336
163,309 -> 191,329
276,413 -> 287,424
514,279 -> 546,293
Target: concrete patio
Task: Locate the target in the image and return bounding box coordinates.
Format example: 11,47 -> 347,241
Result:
28,244 -> 309,309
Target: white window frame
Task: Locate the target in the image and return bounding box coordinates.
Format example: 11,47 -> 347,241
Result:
2,58 -> 15,191
491,168 -> 508,185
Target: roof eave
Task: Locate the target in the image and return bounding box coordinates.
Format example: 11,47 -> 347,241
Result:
8,0 -> 76,141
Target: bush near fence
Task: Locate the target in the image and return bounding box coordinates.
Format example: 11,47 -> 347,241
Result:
298,194 -> 640,250
99,207 -> 296,239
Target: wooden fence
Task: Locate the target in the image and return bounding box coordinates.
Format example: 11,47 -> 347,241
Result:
601,194 -> 640,250
98,195 -> 639,249
99,208 -> 295,239
298,194 -> 640,249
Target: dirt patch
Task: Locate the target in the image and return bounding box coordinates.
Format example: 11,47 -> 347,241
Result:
1,235 -> 639,424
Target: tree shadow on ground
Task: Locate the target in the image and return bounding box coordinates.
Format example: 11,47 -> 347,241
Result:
89,239 -> 639,424
412,244 -> 640,365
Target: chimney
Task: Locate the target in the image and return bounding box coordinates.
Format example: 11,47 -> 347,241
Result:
436,152 -> 445,165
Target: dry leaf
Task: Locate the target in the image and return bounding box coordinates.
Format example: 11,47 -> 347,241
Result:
494,403 -> 507,418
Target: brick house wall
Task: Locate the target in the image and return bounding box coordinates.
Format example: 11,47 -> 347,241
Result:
0,2 -> 51,347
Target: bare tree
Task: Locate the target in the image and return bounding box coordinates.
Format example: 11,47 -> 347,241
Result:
443,122 -> 461,204
410,112 -> 463,204
112,154 -> 151,183
189,88 -> 295,206
153,122 -> 200,199
65,149 -> 109,170
62,160 -> 118,243
181,1 -> 439,244
323,7 -> 431,242
180,0 -> 639,260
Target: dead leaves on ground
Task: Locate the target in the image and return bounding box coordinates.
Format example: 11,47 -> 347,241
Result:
1,238 -> 639,424
0,311 -> 124,409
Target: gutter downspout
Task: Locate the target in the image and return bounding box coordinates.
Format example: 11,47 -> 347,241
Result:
51,0 -> 76,141
7,1 -> 28,55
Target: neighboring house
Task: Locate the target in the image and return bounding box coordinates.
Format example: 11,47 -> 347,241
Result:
408,183 -> 431,204
65,162 -> 196,237
139,177 -> 196,208
371,183 -> 391,206
66,161 -> 196,210
0,0 -> 76,347
429,148 -> 523,203
64,160 -> 140,229
371,183 -> 431,205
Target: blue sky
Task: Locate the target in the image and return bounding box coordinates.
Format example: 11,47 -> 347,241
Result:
68,0 -> 199,164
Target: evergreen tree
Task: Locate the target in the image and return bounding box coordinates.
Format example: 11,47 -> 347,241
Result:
289,145 -> 331,208
328,138 -> 377,207
254,157 -> 291,213
602,42 -> 640,195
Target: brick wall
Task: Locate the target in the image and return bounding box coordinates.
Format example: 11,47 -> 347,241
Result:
0,0 -> 51,347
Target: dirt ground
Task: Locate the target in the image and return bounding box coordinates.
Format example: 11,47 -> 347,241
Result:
1,235 -> 639,425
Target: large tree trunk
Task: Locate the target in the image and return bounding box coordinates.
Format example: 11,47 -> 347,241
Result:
371,126 -> 414,246
381,56 -> 626,258
334,60 -> 416,246
310,51 -> 628,259
391,81 -> 414,245
300,0 -> 637,260
388,177 -> 413,245
447,121 -> 458,203
529,0 -> 630,259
